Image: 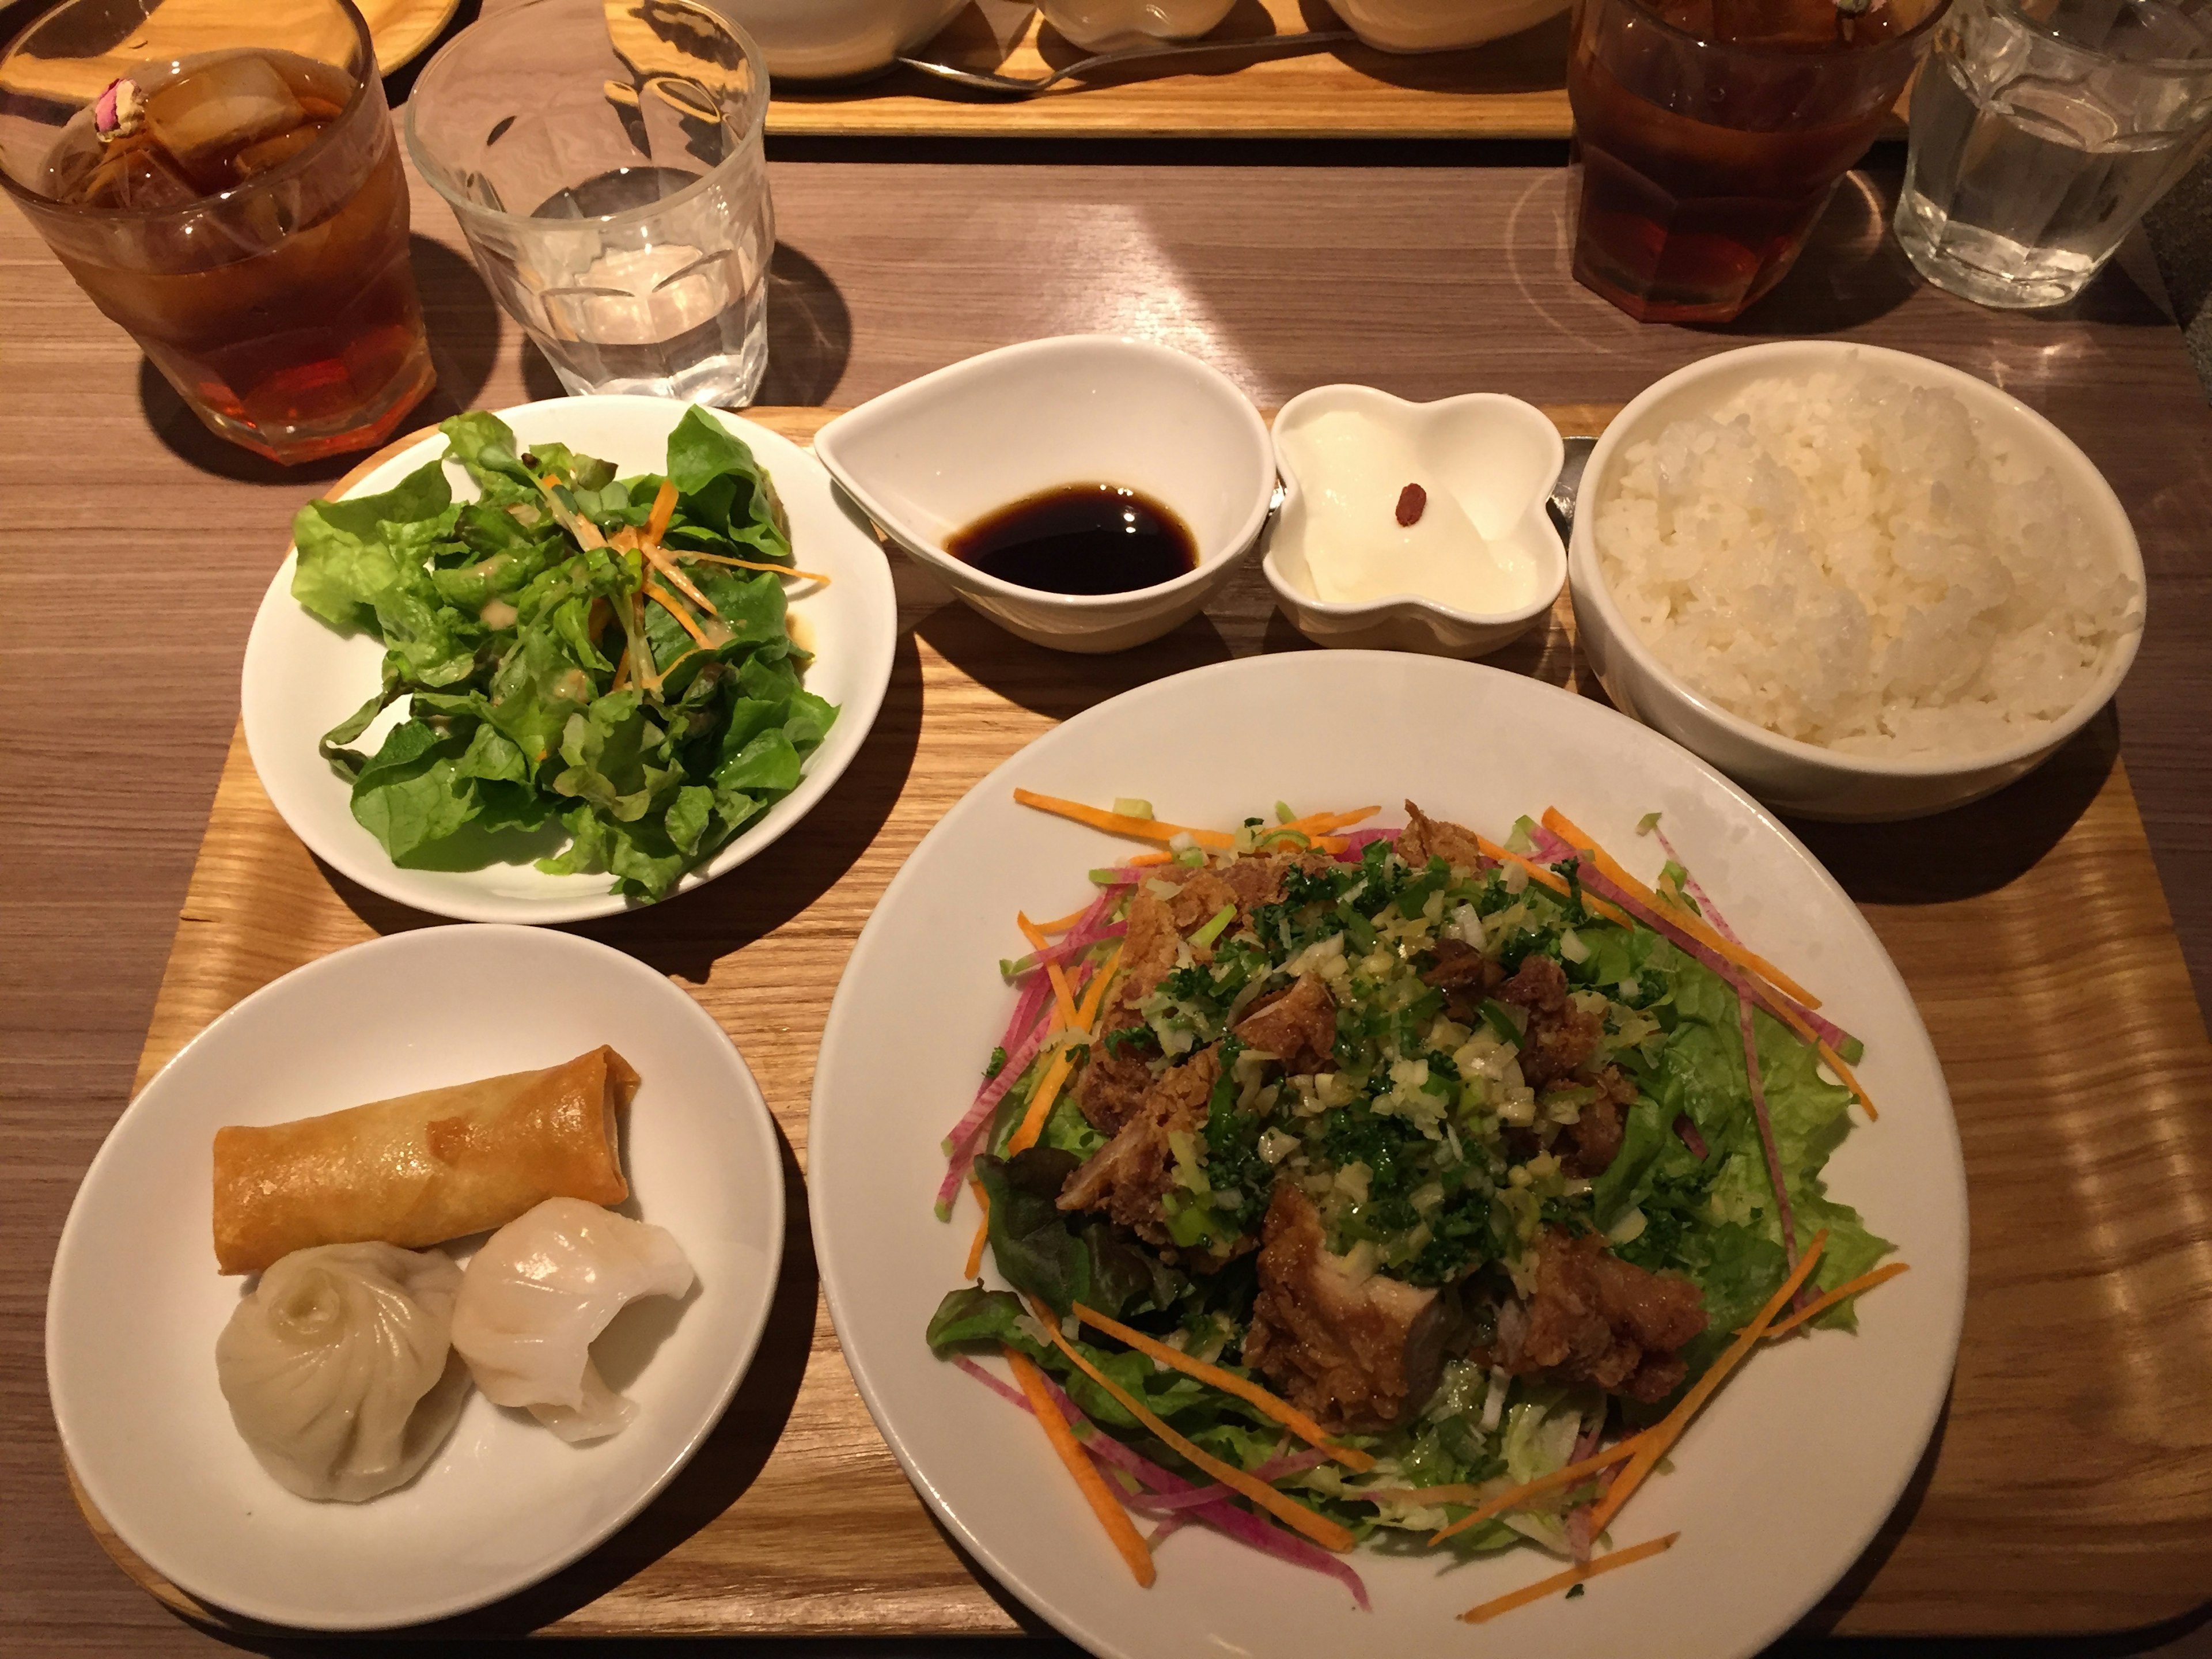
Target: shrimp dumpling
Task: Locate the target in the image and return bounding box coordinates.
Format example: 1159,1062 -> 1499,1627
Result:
450,1197 -> 694,1444
215,1242 -> 469,1502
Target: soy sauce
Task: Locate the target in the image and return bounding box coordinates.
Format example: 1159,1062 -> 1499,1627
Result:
946,483 -> 1196,596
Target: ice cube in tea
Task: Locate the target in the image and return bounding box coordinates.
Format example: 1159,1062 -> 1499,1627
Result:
143,53 -> 306,192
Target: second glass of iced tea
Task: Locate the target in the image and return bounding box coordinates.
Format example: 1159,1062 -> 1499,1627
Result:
1567,0 -> 1950,323
0,0 -> 431,463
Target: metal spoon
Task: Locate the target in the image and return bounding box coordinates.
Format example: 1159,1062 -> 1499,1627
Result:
1547,435 -> 1597,543
894,29 -> 1355,96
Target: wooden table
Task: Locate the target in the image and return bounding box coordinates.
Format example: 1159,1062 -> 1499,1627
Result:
6,130 -> 2212,1658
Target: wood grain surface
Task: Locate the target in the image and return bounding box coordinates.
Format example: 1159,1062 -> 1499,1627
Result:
766,0 -> 1577,140
55,404 -> 2212,1641
9,121 -> 2212,1659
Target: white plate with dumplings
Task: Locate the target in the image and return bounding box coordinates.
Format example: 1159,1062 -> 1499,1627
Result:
45,925 -> 785,1630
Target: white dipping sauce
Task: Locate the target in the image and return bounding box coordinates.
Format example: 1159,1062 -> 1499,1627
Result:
1278,408 -> 1540,613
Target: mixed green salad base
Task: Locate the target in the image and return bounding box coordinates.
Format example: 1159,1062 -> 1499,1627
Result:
290,406 -> 834,902
930,815 -> 1888,1553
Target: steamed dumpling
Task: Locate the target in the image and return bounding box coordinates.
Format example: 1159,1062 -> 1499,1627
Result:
215,1242 -> 469,1502
450,1198 -> 694,1444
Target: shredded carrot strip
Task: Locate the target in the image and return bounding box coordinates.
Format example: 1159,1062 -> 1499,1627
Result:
645,476 -> 679,544
609,641 -> 631,692
1017,912 -> 1053,954
1006,949 -> 1122,1157
1032,904 -> 1092,935
1590,1232 -> 1828,1535
1427,1431 -> 1655,1544
1541,808 -> 1823,1010
1043,960 -> 1080,1028
1278,805 -> 1380,837
964,1179 -> 991,1278
1473,835 -> 1636,930
1126,851 -> 1175,867
1005,1347 -> 1156,1587
1013,789 -> 1238,850
1459,1532 -> 1681,1624
1762,1262 -> 1909,1340
646,582 -> 713,647
679,548 -> 836,584
1071,1304 -> 1374,1472
1028,1299 -> 1355,1554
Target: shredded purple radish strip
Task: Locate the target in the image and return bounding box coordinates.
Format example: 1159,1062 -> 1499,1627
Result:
953,1357 -> 1372,1610
1122,1448 -> 1333,1513
1673,1112 -> 1709,1160
1006,918 -> 1130,979
1646,821 -> 1740,945
1333,827 -> 1397,860
1564,1422 -> 1601,1566
1148,1513 -> 1192,1547
1730,962 -> 1805,1296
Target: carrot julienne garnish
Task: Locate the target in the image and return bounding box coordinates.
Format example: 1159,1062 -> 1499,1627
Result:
1472,834 -> 1635,930
1013,789 -> 1239,850
1070,1304 -> 1374,1472
1006,947 -> 1121,1157
679,548 -> 836,584
963,1179 -> 991,1279
645,475 -> 679,544
1032,904 -> 1093,935
1589,1232 -> 1828,1535
1005,1346 -> 1156,1588
1026,1298 -> 1356,1554
1540,808 -> 1822,1010
1458,1532 -> 1680,1624
1426,1430 -> 1656,1545
645,582 -> 712,647
1760,1262 -> 1909,1340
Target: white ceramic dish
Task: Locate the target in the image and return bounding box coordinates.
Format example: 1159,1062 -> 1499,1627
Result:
1569,341 -> 2146,822
241,394 -> 896,922
814,335 -> 1274,653
1265,382 -> 1566,656
47,925 -> 785,1631
810,651 -> 1968,1659
1321,0 -> 1571,50
712,0 -> 965,81
1040,0 -> 1237,50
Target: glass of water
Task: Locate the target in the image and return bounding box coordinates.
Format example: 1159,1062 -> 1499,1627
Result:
1895,0 -> 2212,308
406,0 -> 772,403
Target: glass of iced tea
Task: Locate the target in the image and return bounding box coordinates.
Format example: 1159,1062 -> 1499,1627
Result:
1567,0 -> 1951,323
0,0 -> 431,463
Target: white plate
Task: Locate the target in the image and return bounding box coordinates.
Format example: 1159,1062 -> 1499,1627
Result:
47,925 -> 785,1631
241,395 -> 897,923
810,652 -> 1968,1659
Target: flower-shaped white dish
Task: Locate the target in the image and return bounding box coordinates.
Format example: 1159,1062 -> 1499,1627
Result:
814,336 -> 1275,654
1569,341 -> 2145,821
1040,0 -> 1238,50
1264,384 -> 1566,657
1320,0 -> 1571,51
713,0 -> 965,81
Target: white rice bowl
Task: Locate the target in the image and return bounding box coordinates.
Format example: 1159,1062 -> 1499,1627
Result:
1591,365 -> 2142,759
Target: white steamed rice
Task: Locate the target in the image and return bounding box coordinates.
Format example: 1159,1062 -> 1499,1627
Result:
1592,363 -> 2140,759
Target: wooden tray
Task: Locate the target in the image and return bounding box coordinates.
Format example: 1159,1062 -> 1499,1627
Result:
764,0 -> 1576,140
70,406 -> 2212,1639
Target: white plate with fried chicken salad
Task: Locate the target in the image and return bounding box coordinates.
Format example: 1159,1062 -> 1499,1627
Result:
809,650 -> 1965,1659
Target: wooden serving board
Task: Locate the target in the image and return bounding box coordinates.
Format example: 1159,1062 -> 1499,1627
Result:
70,406 -> 2212,1639
764,0 -> 1577,141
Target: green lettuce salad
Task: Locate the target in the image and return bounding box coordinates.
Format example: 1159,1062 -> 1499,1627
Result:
290,406 -> 835,902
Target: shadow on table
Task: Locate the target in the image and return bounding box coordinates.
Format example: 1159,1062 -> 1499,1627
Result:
138,236 -> 501,483
319,628 -> 926,969
1701,167 -> 1925,338
517,243 -> 852,410
1785,703 -> 2119,906
915,596 -> 1235,720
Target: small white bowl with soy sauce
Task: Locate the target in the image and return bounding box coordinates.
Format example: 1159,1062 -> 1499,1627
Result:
813,335 -> 1275,653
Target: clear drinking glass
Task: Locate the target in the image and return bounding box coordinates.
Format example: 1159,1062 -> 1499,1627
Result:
0,0 -> 433,463
1896,0 -> 2212,308
406,0 -> 773,405
1566,0 -> 1950,323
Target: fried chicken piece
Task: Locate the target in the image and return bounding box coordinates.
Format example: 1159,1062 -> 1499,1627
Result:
1058,1047 -> 1220,1249
1243,1184 -> 1448,1431
1478,1228 -> 1707,1403
1497,954 -> 1604,1088
1232,973 -> 1338,1075
1397,801 -> 1488,873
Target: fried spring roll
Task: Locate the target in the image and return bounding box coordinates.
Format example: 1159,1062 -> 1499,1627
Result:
213,1046 -> 638,1274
